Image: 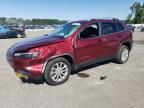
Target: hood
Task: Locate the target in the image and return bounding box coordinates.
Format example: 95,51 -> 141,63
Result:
11,35 -> 64,52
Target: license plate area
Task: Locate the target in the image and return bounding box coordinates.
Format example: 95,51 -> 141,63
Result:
16,72 -> 29,80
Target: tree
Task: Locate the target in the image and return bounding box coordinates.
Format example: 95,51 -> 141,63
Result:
31,19 -> 67,25
0,17 -> 68,25
6,18 -> 17,24
142,3 -> 144,23
126,14 -> 132,24
24,19 -> 31,25
127,1 -> 144,24
0,17 -> 6,25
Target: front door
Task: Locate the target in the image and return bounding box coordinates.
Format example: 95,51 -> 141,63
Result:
75,23 -> 108,64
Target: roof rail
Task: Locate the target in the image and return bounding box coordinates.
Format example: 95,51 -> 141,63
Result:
112,18 -> 120,21
88,17 -> 120,21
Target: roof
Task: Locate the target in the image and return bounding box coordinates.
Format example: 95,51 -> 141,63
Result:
70,18 -> 120,23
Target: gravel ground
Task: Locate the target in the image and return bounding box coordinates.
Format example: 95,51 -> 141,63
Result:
0,31 -> 144,108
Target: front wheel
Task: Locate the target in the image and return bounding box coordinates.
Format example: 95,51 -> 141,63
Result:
114,45 -> 129,64
21,34 -> 26,38
17,34 -> 22,38
44,57 -> 71,86
17,33 -> 26,38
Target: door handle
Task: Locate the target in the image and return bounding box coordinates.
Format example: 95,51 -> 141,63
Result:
118,35 -> 122,38
99,38 -> 107,42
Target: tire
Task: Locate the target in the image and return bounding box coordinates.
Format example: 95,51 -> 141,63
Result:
17,34 -> 22,38
114,45 -> 129,64
44,57 -> 71,86
20,77 -> 27,83
21,34 -> 26,38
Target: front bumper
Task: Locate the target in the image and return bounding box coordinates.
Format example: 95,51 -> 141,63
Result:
15,70 -> 43,81
7,52 -> 44,81
16,72 -> 29,80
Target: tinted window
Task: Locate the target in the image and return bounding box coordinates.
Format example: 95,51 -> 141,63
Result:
101,22 -> 117,35
117,23 -> 125,31
80,23 -> 99,39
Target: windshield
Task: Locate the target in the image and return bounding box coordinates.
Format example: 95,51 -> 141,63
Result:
48,22 -> 81,38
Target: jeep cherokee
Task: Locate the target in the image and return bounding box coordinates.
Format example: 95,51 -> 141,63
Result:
6,18 -> 133,85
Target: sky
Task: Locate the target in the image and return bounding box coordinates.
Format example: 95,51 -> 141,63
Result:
0,0 -> 143,20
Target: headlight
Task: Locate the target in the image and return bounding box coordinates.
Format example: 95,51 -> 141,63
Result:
14,52 -> 40,59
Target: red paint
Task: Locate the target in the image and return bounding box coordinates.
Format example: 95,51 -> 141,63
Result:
6,19 -> 133,79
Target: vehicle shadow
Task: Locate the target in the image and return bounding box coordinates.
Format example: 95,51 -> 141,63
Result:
21,78 -> 44,85
72,60 -> 112,78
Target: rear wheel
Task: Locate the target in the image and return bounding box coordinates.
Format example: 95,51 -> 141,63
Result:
114,45 -> 129,64
44,57 -> 71,86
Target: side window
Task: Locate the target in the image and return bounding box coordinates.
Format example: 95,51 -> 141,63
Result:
101,22 -> 117,35
79,23 -> 99,39
117,23 -> 125,31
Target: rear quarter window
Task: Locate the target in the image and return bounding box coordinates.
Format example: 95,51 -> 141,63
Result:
101,22 -> 117,35
117,22 -> 125,31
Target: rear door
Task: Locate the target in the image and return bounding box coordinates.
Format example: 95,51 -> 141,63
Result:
116,22 -> 130,40
99,22 -> 120,56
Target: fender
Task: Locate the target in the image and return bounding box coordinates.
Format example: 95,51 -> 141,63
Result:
117,40 -> 133,56
41,53 -> 75,73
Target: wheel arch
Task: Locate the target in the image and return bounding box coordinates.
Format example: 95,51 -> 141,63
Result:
42,54 -> 75,74
121,42 -> 132,51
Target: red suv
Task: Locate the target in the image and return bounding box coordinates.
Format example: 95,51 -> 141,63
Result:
7,18 -> 133,85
